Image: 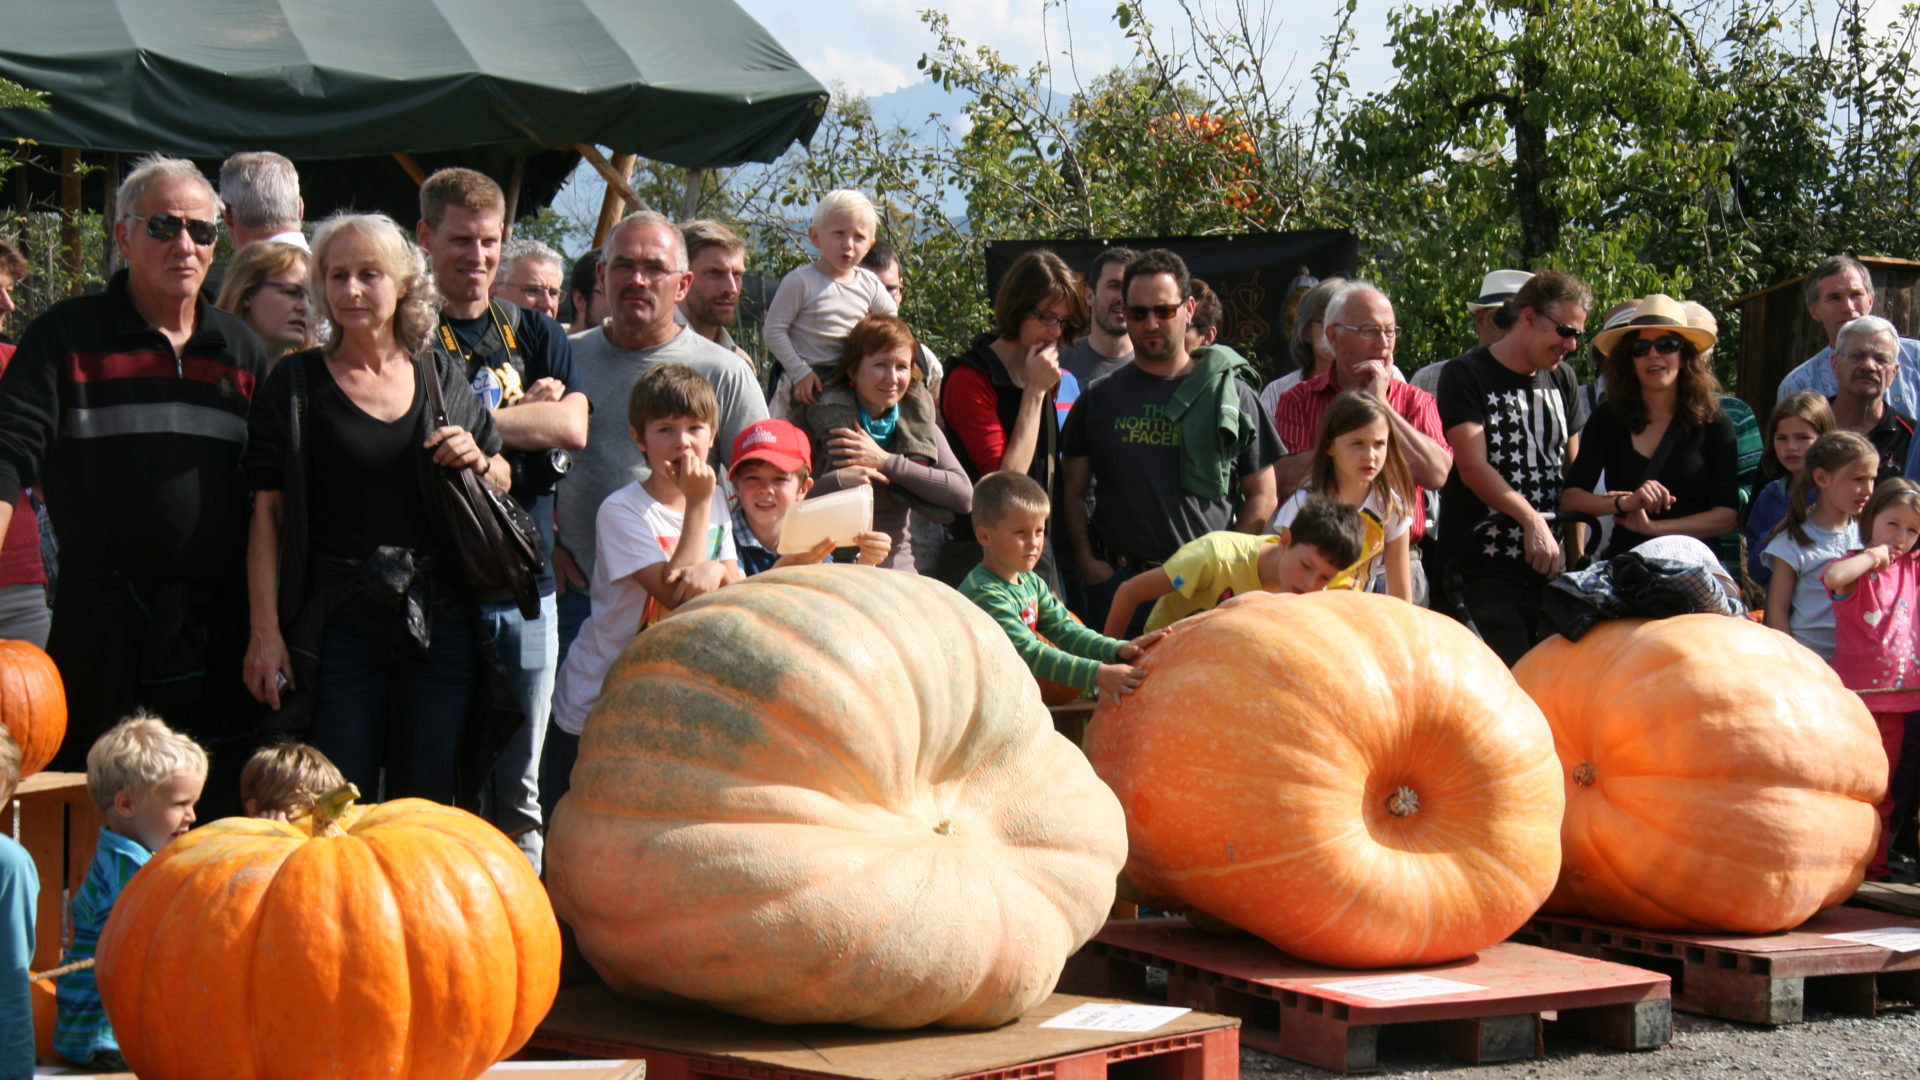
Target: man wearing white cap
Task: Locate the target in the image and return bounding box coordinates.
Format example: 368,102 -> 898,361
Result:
1412,269 -> 1533,395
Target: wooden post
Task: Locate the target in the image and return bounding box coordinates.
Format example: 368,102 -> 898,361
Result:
502,156 -> 525,245
393,153 -> 427,186
99,152 -> 119,285
59,148 -> 83,296
680,168 -> 705,221
577,145 -> 641,248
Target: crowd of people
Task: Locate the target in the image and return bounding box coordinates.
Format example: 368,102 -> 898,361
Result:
1,149 -> 1918,1070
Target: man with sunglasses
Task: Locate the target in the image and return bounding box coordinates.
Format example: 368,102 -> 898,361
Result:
0,155 -> 266,807
1061,249 -> 1282,633
1436,271 -> 1591,665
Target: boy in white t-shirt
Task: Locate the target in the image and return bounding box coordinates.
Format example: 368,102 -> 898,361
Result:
763,189 -> 897,416
546,363 -> 741,801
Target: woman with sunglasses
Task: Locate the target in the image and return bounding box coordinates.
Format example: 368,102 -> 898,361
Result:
1562,293 -> 1740,559
215,241 -> 313,362
241,212 -> 510,804
936,248 -> 1089,586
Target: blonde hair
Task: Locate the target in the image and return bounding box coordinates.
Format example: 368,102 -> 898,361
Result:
310,212 -> 441,353
241,742 -> 346,818
0,724 -> 18,807
86,712 -> 208,815
811,189 -> 878,231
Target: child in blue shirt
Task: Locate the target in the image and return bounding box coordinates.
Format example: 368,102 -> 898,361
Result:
55,712 -> 207,1069
0,725 -> 38,1080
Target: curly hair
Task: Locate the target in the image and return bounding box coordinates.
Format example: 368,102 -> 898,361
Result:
1602,332 -> 1723,434
310,212 -> 441,354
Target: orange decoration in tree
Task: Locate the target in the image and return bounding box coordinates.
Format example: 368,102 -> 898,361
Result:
0,639 -> 65,777
1512,616 -> 1885,933
96,786 -> 560,1080
1084,590 -> 1564,968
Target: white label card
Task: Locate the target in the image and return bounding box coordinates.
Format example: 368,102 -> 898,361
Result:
1311,974 -> 1489,1001
1823,926 -> 1920,952
1038,1002 -> 1192,1032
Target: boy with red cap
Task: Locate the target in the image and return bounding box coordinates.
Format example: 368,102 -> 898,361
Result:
729,419 -> 890,575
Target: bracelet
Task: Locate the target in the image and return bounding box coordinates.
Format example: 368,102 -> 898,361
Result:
1613,494 -> 1627,515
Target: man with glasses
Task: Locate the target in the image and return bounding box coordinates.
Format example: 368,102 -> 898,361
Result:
1272,284 -> 1451,603
416,167 -> 586,871
862,240 -> 943,398
1777,256 -> 1920,416
1061,248 -> 1282,632
553,212 -> 766,660
1826,315 -> 1914,480
1436,271 -> 1591,665
0,155 -> 266,805
678,219 -> 755,371
493,237 -> 566,321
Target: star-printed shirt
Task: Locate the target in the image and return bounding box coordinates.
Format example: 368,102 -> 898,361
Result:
1435,345 -> 1587,580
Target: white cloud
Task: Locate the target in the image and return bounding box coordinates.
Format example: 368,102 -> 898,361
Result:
804,45 -> 918,97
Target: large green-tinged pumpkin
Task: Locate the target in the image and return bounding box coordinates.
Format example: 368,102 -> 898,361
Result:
1513,615 -> 1885,932
96,787 -> 560,1080
1084,590 -> 1564,968
546,565 -> 1128,1029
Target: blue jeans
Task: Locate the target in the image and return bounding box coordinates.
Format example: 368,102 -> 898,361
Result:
539,720 -> 580,820
312,597 -> 475,803
479,593 -> 556,871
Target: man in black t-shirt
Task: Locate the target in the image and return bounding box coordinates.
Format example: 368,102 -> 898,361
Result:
1825,315 -> 1915,481
1436,271 -> 1592,665
1061,249 -> 1282,632
417,168 -> 588,872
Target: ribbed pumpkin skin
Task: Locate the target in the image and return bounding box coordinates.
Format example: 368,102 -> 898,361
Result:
0,639 -> 65,776
1512,615 -> 1885,933
546,565 -> 1128,1029
95,799 -> 561,1080
1083,590 -> 1564,969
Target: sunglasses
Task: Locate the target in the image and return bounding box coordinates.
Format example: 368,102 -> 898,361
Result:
1628,336 -> 1685,358
127,213 -> 219,246
1125,303 -> 1185,322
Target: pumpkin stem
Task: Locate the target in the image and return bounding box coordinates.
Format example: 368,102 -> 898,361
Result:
933,820 -> 953,836
1573,762 -> 1597,788
1386,786 -> 1420,817
311,782 -> 361,838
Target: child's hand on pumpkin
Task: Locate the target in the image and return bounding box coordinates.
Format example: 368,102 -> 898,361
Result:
1096,662 -> 1146,698
1120,627 -> 1171,660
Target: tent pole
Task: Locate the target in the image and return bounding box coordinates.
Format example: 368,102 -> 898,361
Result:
680,169 -> 705,220
393,154 -> 427,186
503,156 -> 525,244
59,148 -> 82,296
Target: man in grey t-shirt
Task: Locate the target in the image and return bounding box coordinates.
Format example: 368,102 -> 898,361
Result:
1057,246 -> 1136,387
553,211 -> 767,612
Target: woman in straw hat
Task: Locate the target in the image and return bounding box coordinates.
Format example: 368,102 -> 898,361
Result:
1561,293 -> 1741,559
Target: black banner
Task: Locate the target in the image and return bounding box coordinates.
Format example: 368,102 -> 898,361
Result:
984,229 -> 1359,374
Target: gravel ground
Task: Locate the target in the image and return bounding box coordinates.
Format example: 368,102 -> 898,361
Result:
1238,1007 -> 1920,1078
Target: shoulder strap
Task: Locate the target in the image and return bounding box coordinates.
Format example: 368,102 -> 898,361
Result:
420,351 -> 451,427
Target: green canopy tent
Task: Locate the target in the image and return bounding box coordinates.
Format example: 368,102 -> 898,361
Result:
0,0 -> 827,257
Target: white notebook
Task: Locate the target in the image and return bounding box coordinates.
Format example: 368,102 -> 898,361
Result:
776,484 -> 875,554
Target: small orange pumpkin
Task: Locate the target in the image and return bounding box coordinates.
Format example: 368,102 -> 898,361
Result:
96,786 -> 560,1080
0,639 -> 64,777
547,565 -> 1127,1028
1512,616 -> 1885,932
1084,590 -> 1564,968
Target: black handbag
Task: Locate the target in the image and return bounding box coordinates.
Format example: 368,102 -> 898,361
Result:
418,354 -> 545,619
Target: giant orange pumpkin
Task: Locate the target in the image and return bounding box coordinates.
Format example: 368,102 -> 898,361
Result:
1512,615 -> 1885,933
1083,590 -> 1564,969
96,786 -> 560,1080
0,639 -> 64,777
546,565 -> 1128,1029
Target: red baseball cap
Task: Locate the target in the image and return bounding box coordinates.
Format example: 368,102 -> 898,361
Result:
729,419 -> 813,480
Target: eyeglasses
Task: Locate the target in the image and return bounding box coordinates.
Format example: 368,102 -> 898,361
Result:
1844,351 -> 1897,368
257,280 -> 308,304
1333,323 -> 1400,341
507,283 -> 562,301
1028,308 -> 1070,327
1125,303 -> 1184,322
1627,337 -> 1685,358
607,259 -> 683,283
126,213 -> 218,247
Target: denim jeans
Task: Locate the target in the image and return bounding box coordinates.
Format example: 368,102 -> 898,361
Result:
312,596 -> 475,803
478,593 -> 557,871
539,720 -> 580,819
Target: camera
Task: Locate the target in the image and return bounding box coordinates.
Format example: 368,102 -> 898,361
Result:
511,447 -> 573,497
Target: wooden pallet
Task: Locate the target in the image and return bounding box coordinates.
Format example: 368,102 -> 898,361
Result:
531,988 -> 1239,1080
1851,881 -> 1920,919
1511,905 -> 1920,1025
1058,917 -> 1670,1073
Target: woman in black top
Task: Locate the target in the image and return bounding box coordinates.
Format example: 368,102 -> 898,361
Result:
241,212 -> 508,802
1563,294 -> 1739,559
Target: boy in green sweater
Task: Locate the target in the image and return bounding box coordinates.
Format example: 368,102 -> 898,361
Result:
961,471 -> 1167,698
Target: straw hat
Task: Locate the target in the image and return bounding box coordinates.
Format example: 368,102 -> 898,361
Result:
1589,293 -> 1718,358
1467,269 -> 1533,311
